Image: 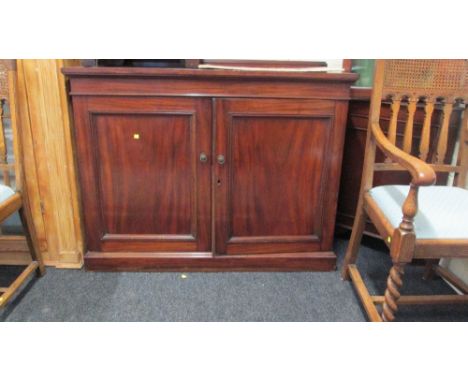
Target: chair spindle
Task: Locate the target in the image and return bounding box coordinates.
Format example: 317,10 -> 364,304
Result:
403,97 -> 418,153
0,100 -> 9,186
388,95 -> 401,146
436,100 -> 454,164
0,100 -> 6,163
419,98 -> 435,161
456,104 -> 468,187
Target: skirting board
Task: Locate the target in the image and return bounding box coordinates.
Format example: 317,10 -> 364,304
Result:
0,236 -> 82,268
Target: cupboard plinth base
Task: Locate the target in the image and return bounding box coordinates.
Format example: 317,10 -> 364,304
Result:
84,251 -> 337,272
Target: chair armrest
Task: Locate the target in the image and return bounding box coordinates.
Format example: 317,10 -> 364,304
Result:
371,122 -> 436,186
0,192 -> 22,224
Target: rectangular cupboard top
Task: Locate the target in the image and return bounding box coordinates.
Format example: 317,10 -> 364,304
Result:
62,67 -> 359,100
63,67 -> 358,82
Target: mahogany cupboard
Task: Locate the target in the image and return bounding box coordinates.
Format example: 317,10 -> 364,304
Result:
63,67 -> 358,271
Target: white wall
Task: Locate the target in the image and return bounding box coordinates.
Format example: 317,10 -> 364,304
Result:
324,59 -> 344,70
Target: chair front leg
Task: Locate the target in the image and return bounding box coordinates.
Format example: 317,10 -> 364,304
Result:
382,184 -> 419,321
341,198 -> 367,280
382,263 -> 406,321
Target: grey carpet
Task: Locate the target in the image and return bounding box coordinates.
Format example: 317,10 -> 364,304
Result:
1,235 -> 467,321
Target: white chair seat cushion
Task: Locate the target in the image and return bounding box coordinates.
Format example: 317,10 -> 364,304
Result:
368,185 -> 468,240
0,184 -> 15,203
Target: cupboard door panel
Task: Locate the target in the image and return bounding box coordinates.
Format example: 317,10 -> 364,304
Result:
230,116 -> 327,237
73,97 -> 212,252
215,98 -> 337,255
96,114 -> 193,236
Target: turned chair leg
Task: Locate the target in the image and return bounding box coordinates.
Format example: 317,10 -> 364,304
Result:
381,263 -> 406,322
341,204 -> 367,280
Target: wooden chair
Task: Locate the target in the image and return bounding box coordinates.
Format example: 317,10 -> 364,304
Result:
0,60 -> 45,308
341,59 -> 468,322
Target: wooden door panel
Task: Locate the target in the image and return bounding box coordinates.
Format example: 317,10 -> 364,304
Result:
230,116 -> 327,237
96,114 -> 193,236
74,97 -> 212,252
215,98 -> 336,255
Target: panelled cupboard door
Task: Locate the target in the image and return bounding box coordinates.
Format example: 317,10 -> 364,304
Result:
72,97 -> 212,253
214,98 -> 340,255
